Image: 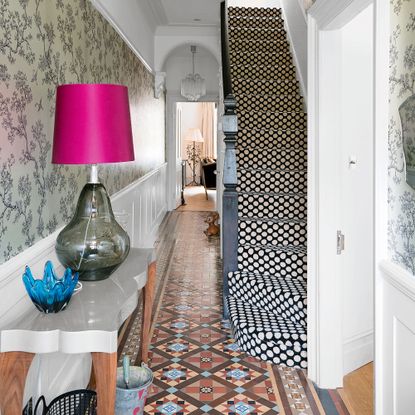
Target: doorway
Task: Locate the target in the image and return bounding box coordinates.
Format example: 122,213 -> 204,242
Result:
175,102 -> 218,212
308,0 -> 375,406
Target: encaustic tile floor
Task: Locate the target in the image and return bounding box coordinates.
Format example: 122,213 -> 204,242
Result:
118,211 -> 349,415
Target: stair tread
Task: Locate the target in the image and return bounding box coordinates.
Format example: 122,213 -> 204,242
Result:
228,271 -> 307,326
238,191 -> 307,196
226,296 -> 307,368
227,296 -> 305,332
239,167 -> 306,172
239,216 -> 306,223
239,243 -> 307,253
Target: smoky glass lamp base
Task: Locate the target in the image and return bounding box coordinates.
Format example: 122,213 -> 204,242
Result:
55,182 -> 130,281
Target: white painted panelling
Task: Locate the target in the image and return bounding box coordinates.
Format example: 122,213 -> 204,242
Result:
0,164 -> 167,407
394,318 -> 415,414
380,260 -> 415,414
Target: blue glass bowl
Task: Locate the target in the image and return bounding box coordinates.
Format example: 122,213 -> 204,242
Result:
22,261 -> 79,313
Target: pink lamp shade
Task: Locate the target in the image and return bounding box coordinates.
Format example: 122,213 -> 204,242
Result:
52,84 -> 135,164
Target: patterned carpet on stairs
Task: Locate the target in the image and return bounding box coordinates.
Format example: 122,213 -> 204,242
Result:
117,211 -> 349,415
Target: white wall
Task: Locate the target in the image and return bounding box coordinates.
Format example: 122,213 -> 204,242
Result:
155,26 -> 221,72
280,0 -> 308,97
165,54 -> 220,93
90,0 -> 156,71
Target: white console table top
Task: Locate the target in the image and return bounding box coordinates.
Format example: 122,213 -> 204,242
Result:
0,248 -> 154,354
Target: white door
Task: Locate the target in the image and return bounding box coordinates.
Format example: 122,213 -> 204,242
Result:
307,0 -> 375,389
339,4 -> 374,376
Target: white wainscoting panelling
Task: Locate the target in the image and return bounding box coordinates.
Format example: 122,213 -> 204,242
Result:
0,163 -> 167,407
379,260 -> 415,414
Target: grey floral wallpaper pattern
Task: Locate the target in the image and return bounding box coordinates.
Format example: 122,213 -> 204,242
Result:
0,0 -> 165,264
389,0 -> 415,274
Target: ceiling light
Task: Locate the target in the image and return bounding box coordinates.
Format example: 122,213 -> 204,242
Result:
181,46 -> 206,102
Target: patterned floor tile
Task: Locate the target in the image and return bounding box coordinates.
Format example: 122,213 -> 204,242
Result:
186,327 -> 228,344
145,394 -> 198,415
213,394 -> 275,415
121,210 -> 347,414
212,338 -> 243,357
180,377 -> 235,402
154,363 -> 199,387
161,339 -> 200,357
183,350 -> 231,372
214,363 -> 264,387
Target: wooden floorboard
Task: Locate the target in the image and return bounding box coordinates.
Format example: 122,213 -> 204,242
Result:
338,363 -> 374,415
176,186 -> 217,212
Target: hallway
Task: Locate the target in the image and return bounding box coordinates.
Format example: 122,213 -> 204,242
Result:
118,212 -> 349,414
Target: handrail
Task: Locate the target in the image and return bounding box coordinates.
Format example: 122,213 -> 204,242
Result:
220,2 -> 235,104
220,1 -> 238,319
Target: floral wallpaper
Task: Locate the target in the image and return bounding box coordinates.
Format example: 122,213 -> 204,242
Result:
0,0 -> 165,264
388,0 -> 415,274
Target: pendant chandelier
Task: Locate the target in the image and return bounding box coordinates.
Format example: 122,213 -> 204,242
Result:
181,45 -> 206,101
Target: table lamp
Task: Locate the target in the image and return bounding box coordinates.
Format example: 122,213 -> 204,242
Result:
52,84 -> 135,281
184,128 -> 204,186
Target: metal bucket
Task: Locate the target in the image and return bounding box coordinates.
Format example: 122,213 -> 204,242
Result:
115,357 -> 153,415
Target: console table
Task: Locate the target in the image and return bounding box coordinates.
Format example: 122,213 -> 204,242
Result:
0,248 -> 156,415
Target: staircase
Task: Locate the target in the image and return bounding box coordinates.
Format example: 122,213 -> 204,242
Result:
224,6 -> 308,369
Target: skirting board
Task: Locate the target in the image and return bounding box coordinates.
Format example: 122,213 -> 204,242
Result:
0,163 -> 167,405
343,330 -> 374,375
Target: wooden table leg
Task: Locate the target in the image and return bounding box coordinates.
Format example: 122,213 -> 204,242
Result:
0,351 -> 34,414
92,352 -> 117,415
140,261 -> 156,364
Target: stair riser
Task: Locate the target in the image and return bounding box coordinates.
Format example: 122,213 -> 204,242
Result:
237,147 -> 307,170
231,65 -> 297,81
228,274 -> 307,326
238,193 -> 307,220
237,129 -> 307,149
239,220 -> 307,248
236,94 -> 304,113
238,245 -> 307,278
238,170 -> 307,194
228,7 -> 283,19
229,17 -> 285,29
230,50 -> 293,67
226,296 -> 308,369
229,28 -> 287,41
233,79 -> 300,96
230,39 -> 291,54
238,111 -> 307,131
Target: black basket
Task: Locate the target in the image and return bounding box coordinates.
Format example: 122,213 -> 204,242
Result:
34,389 -> 97,415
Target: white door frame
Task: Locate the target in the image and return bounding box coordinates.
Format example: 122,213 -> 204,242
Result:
307,0 -> 389,394
166,93 -> 219,211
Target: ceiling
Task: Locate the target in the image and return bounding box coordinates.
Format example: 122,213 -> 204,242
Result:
142,0 -> 222,27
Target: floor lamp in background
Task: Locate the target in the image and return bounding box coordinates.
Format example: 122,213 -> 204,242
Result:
185,128 -> 204,186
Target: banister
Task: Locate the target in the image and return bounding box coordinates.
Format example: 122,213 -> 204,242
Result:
220,1 -> 238,319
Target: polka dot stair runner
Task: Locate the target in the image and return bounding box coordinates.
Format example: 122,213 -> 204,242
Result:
226,6 -> 308,370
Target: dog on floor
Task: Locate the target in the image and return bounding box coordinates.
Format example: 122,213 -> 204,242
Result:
204,212 -> 220,236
